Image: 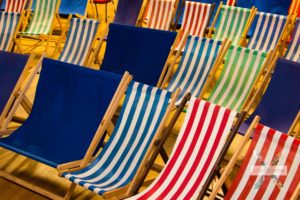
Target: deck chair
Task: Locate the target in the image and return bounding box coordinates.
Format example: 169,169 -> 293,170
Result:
209,123 -> 300,200
53,17 -> 100,67
201,45 -> 274,112
4,0 -> 28,12
162,36 -> 227,103
240,12 -> 290,52
236,0 -> 291,15
208,2 -> 256,45
100,23 -> 178,87
0,51 -> 38,132
124,98 -> 245,199
58,0 -> 88,17
285,18 -> 300,63
114,0 -> 144,25
0,11 -> 23,51
0,58 -> 131,199
141,0 -> 180,30
14,0 -> 61,54
61,83 -> 179,199
239,58 -> 300,135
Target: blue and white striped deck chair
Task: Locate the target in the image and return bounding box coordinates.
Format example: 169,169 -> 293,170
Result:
0,11 -> 22,51
165,36 -> 224,103
62,82 -> 178,198
56,17 -> 100,66
245,12 -> 288,52
285,18 -> 300,63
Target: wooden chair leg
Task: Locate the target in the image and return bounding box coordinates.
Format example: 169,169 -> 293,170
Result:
64,182 -> 77,200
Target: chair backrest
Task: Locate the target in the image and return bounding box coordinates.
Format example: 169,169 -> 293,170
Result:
114,0 -> 144,25
247,12 -> 288,52
0,58 -> 123,167
213,5 -> 252,44
24,0 -> 59,35
207,46 -> 267,112
145,0 -> 177,30
63,82 -> 172,194
167,36 -> 222,101
226,124 -> 300,199
58,18 -> 99,66
239,58 -> 300,134
101,23 -> 177,86
58,0 -> 88,16
0,51 -> 29,116
0,11 -> 21,51
285,18 -> 300,63
126,99 -> 237,199
236,0 -> 291,15
4,0 -> 27,12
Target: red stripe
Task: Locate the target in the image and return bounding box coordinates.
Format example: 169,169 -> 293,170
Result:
225,124 -> 264,199
181,3 -> 191,34
137,99 -> 201,200
148,1 -> 157,28
283,162 -> 300,199
196,4 -> 207,36
187,3 -> 196,35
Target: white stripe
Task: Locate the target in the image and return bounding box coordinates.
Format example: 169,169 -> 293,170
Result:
233,9 -> 247,44
248,14 -> 263,48
67,19 -> 84,63
60,19 -> 77,61
267,17 -> 284,51
255,13 -> 270,50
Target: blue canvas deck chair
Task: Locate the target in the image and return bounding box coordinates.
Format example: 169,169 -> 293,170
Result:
236,0 -> 291,15
114,0 -> 144,25
208,2 -> 256,45
0,58 -> 131,199
13,0 -> 61,54
161,36 -> 228,103
100,23 -> 179,87
285,18 -> 300,63
0,11 -> 24,51
0,51 -> 39,133
58,0 -> 88,17
240,12 -> 291,52
52,16 -> 100,67
60,83 -> 180,199
3,0 -> 29,13
239,58 -> 300,136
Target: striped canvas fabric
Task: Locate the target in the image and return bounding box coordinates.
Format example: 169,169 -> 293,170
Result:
167,36 -> 222,102
285,18 -> 300,63
146,0 -> 176,30
0,11 -> 20,51
127,99 -> 237,200
247,12 -> 287,52
5,0 -> 27,13
213,5 -> 252,44
58,18 -> 99,66
23,0 -> 58,35
226,124 -> 300,199
207,46 -> 266,112
63,82 -> 172,195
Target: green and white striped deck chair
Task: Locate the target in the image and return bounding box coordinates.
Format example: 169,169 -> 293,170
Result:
202,45 -> 269,112
15,0 -> 60,53
208,2 -> 255,45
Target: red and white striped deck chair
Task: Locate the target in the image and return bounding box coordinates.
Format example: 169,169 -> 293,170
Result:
4,0 -> 28,13
144,0 -> 179,30
126,98 -> 240,199
209,124 -> 300,200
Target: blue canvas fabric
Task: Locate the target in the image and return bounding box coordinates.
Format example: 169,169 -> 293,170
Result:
236,0 -> 291,15
114,0 -> 143,25
0,11 -> 20,51
59,0 -> 88,16
239,58 -> 300,134
0,58 -> 122,167
0,51 -> 29,115
101,23 -> 177,86
63,82 -> 172,195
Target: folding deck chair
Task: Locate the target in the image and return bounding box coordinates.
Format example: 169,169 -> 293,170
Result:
58,0 -> 88,17
3,0 -> 29,13
209,123 -> 300,200
114,0 -> 144,25
285,18 -> 300,63
13,0 -> 61,54
0,58 -> 131,199
100,23 -> 178,87
200,45 -> 275,112
141,0 -> 180,30
208,2 -> 256,45
0,11 -> 23,51
53,16 -> 100,66
239,58 -> 300,135
236,0 -> 291,15
0,51 -> 38,132
124,98 -> 246,199
240,12 -> 290,52
162,36 -> 227,102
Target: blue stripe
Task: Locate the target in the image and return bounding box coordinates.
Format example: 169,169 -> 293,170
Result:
0,12 -> 20,50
